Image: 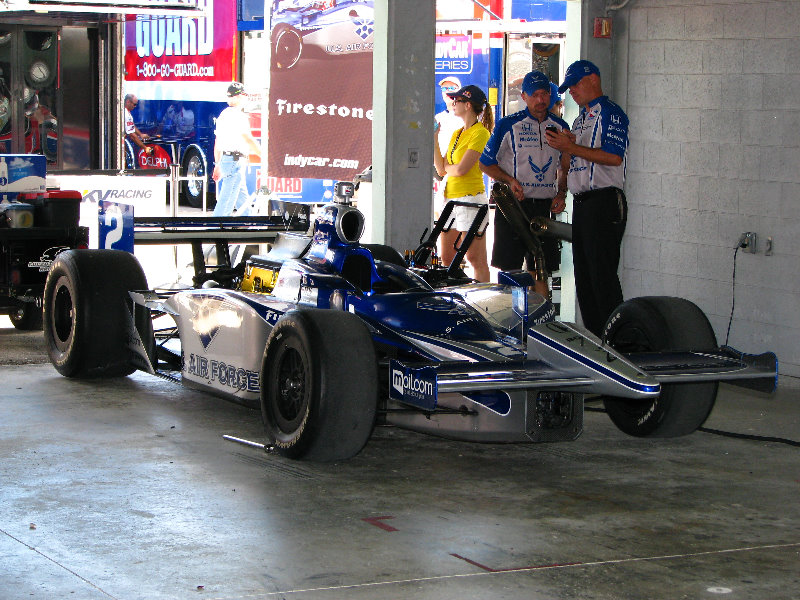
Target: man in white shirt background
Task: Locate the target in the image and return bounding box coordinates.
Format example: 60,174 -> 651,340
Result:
212,82 -> 261,217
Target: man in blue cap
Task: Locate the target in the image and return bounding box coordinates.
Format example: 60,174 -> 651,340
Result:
479,70 -> 569,297
545,60 -> 629,337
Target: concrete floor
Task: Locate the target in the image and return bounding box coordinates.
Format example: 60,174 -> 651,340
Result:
1,317 -> 799,600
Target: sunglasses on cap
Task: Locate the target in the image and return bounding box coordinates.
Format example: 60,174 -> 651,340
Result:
440,84 -> 458,92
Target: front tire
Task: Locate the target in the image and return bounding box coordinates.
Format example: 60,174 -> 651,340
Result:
43,250 -> 149,378
602,296 -> 718,437
261,309 -> 378,461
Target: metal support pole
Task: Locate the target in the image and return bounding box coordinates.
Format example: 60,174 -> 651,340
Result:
170,162 -> 180,271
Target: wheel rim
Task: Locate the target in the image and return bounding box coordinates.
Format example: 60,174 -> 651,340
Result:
10,306 -> 24,323
605,324 -> 657,420
185,153 -> 204,198
272,345 -> 310,433
607,324 -> 653,354
275,30 -> 302,69
51,278 -> 75,352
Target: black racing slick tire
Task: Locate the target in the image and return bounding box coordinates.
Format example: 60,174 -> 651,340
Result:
43,249 -> 150,378
10,302 -> 43,330
601,296 -> 718,438
261,309 -> 378,461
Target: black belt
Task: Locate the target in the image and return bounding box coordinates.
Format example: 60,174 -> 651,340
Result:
573,187 -> 621,203
222,151 -> 245,159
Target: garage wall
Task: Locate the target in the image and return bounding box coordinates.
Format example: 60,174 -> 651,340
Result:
611,0 -> 800,379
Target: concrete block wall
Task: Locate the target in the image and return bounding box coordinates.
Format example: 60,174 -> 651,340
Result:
616,0 -> 800,378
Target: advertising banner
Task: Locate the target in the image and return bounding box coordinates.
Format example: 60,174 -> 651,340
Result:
267,0 -> 374,183
124,0 -> 236,84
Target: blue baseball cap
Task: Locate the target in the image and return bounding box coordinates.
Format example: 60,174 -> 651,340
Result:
549,82 -> 562,109
558,60 -> 600,94
521,70 -> 550,96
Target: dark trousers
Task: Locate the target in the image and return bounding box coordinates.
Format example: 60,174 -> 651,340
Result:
572,187 -> 627,337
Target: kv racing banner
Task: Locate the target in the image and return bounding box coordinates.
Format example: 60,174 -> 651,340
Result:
268,0 -> 374,181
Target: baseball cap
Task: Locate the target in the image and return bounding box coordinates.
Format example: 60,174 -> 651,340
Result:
549,82 -> 562,109
558,60 -> 600,94
446,84 -> 487,107
227,82 -> 245,97
521,71 -> 550,96
438,75 -> 462,90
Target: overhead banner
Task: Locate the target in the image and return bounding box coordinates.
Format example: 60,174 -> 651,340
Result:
124,0 -> 235,84
267,0 -> 374,182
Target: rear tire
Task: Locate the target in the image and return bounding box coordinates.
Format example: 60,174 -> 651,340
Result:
602,296 -> 718,437
261,309 -> 377,461
43,250 -> 150,378
10,302 -> 43,330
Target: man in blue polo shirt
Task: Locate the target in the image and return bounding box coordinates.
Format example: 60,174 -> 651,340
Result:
546,60 -> 629,337
479,70 -> 569,298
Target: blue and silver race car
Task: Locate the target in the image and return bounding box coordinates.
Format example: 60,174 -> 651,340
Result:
42,182 -> 777,461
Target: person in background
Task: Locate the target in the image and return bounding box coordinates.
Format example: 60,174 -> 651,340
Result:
433,84 -> 493,282
212,82 -> 261,216
159,101 -> 195,138
549,82 -> 564,118
479,71 -> 569,298
435,76 -> 463,155
124,94 -> 152,156
433,76 -> 464,215
545,60 -> 629,337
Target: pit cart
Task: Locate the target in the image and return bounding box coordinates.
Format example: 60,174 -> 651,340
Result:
1,191 -> 87,330
41,181 -> 777,461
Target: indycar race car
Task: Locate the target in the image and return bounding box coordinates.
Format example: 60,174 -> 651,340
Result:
42,182 -> 777,461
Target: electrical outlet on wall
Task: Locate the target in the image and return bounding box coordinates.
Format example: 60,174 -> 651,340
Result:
738,232 -> 757,254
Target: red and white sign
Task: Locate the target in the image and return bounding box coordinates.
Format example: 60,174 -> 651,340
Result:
124,0 -> 236,83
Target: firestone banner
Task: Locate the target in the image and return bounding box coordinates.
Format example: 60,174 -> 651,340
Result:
268,0 -> 374,182
124,0 -> 236,83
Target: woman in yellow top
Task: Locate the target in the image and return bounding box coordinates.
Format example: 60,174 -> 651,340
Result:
433,84 -> 494,282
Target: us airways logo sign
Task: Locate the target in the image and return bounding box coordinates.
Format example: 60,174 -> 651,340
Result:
390,362 -> 437,410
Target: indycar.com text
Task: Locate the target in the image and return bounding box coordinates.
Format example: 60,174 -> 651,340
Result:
284,154 -> 359,169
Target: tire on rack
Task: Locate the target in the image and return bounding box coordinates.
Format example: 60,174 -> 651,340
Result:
43,249 -> 152,378
261,308 -> 378,461
10,302 -> 43,330
272,24 -> 303,70
601,296 -> 719,438
181,146 -> 214,209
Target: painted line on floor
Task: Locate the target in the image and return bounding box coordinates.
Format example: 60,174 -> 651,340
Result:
362,516 -> 399,532
1,527 -> 118,599
450,552 -> 581,572
208,541 -> 800,599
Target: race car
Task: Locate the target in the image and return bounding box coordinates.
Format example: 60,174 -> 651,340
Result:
271,0 -> 374,70
41,182 -> 777,461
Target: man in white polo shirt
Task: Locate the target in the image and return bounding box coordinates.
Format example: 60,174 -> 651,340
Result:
212,82 -> 261,216
546,60 -> 629,337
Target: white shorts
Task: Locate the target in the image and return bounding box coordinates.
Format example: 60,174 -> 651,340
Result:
442,192 -> 489,231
